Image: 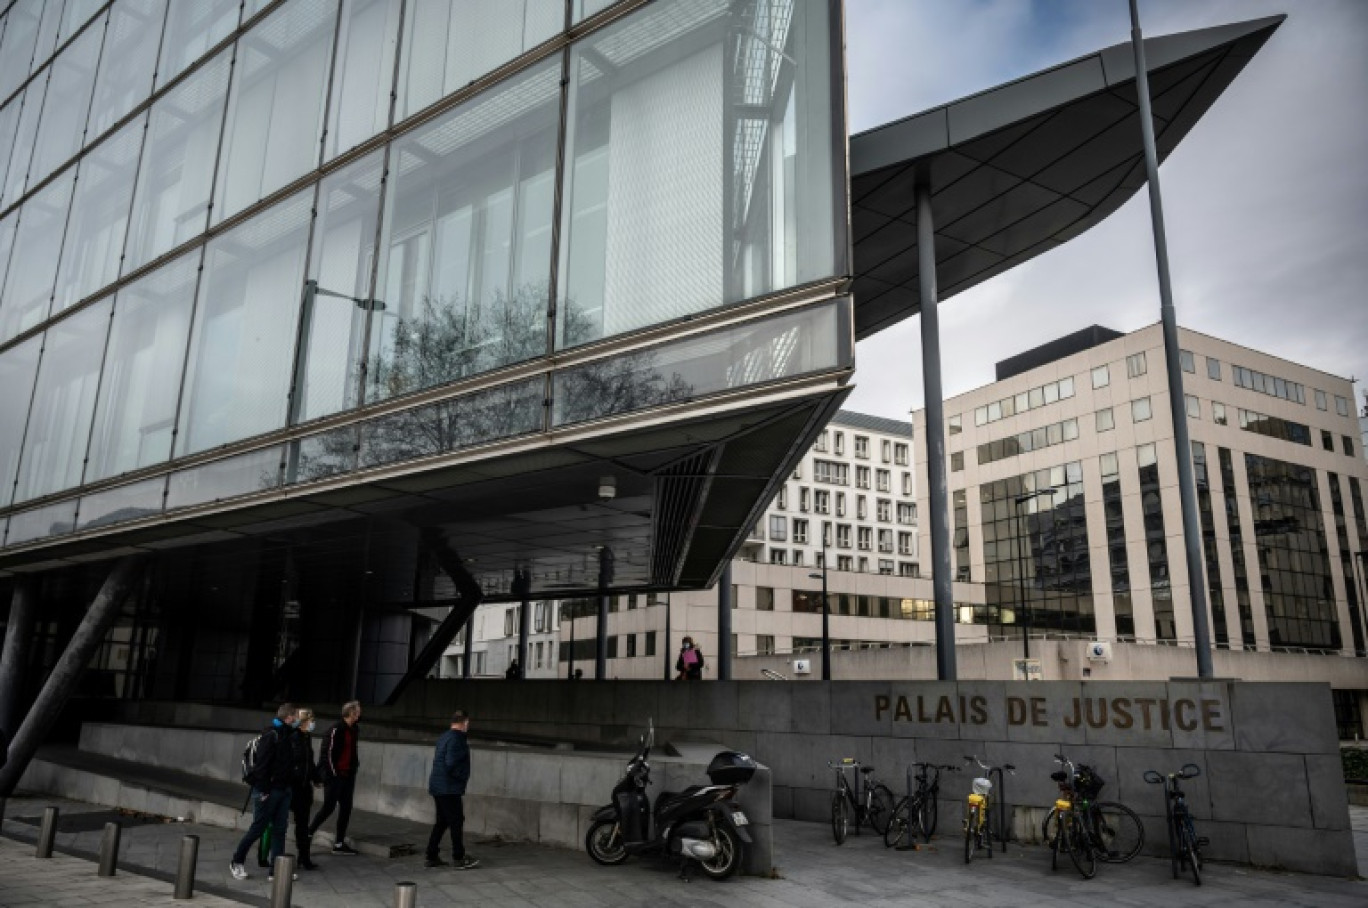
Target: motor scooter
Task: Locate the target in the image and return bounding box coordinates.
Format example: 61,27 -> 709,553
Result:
584,723 -> 756,880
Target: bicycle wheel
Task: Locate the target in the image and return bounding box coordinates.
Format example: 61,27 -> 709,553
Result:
1091,802 -> 1144,863
918,790 -> 938,841
1045,808 -> 1062,870
1183,818 -> 1203,886
1065,813 -> 1097,879
884,798 -> 911,848
963,805 -> 979,864
868,784 -> 896,836
831,792 -> 850,845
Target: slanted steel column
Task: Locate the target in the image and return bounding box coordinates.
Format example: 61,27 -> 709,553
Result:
595,548 -> 613,681
0,556 -> 148,797
0,578 -> 38,741
514,570 -> 530,678
716,562 -> 733,680
1130,0 -> 1214,678
916,180 -> 956,681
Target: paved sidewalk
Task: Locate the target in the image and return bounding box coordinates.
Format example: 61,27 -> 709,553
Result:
2,794 -> 1365,907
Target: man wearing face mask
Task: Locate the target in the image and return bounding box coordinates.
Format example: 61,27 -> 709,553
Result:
291,708 -> 322,870
230,703 -> 300,882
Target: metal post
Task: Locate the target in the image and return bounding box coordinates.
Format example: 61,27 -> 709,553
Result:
394,881 -> 418,908
717,562 -> 733,680
514,570 -> 530,679
1130,0 -> 1214,678
173,834 -> 199,899
36,805 -> 58,858
0,578 -> 38,741
462,616 -> 473,679
915,180 -> 956,681
595,547 -> 613,681
820,538 -> 831,681
662,597 -> 672,681
270,855 -> 294,907
97,821 -> 120,876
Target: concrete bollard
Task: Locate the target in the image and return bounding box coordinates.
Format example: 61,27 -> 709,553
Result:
35,806 -> 58,858
173,835 -> 199,899
269,855 -> 294,908
395,881 -> 418,908
97,821 -> 121,876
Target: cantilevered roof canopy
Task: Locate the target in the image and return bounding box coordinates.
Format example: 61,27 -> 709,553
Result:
849,15 -> 1284,341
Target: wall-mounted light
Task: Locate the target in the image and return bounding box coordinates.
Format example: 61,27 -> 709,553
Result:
598,475 -> 616,501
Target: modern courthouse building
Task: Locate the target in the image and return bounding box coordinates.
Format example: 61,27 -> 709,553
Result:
1,0 -> 1339,768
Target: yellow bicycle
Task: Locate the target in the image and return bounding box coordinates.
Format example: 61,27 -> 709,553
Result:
962,754 -> 1014,863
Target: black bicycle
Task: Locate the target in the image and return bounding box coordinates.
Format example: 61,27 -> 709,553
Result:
1042,753 -> 1144,865
828,758 -> 895,844
884,762 -> 958,848
1144,763 -> 1206,885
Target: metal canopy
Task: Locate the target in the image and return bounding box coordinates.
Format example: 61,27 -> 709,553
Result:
849,15 -> 1284,341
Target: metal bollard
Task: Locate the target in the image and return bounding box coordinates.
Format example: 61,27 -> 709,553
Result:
269,855 -> 294,908
173,835 -> 199,899
97,821 -> 121,876
394,881 -> 417,908
35,806 -> 58,858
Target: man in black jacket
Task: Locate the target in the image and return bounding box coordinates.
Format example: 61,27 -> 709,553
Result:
308,700 -> 362,855
230,703 -> 302,881
425,709 -> 478,870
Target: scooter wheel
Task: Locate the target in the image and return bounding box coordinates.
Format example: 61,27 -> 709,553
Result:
695,825 -> 743,880
585,819 -> 629,865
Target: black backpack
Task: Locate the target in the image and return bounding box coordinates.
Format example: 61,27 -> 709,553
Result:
241,729 -> 276,786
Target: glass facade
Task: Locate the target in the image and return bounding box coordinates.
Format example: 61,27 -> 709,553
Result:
0,0 -> 845,550
1100,452 -> 1133,637
1328,472 -> 1365,655
1137,444 -> 1173,641
1192,442 -> 1228,647
1217,447 -> 1257,647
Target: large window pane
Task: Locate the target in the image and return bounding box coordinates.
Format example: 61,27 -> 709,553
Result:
0,2 -> 42,100
0,211 -> 18,307
53,114 -> 144,313
396,0 -> 562,121
176,189 -> 312,456
324,0 -> 400,161
0,335 -> 42,508
166,446 -> 281,510
557,0 -> 837,348
4,498 -> 77,546
0,171 -> 74,343
85,250 -> 199,482
553,297 -> 847,426
357,378 -> 543,469
77,475 -> 166,531
574,0 -> 621,22
0,98 -> 23,196
32,0 -> 65,71
297,150 -> 383,422
157,0 -> 239,88
3,79 -> 46,205
28,12 -> 103,183
89,0 -> 167,139
368,57 -> 559,402
59,1 -> 108,43
124,49 -> 230,274
13,300 -> 111,502
213,0 -> 336,224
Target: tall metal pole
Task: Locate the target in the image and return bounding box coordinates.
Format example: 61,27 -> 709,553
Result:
915,180 -> 956,681
595,547 -> 613,681
514,570 -> 530,679
1130,0 -> 1214,678
820,532 -> 831,680
717,562 -> 733,680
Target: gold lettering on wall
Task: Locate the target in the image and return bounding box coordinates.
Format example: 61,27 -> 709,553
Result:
875,692 -> 1228,734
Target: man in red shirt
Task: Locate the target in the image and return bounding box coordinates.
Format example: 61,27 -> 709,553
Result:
308,701 -> 362,855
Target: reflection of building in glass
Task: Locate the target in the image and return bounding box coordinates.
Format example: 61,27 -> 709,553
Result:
916,324 -> 1368,661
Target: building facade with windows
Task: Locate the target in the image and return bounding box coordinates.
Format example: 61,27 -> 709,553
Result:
916,324 -> 1368,723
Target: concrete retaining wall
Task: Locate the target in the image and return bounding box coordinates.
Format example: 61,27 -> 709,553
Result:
378,678 -> 1356,876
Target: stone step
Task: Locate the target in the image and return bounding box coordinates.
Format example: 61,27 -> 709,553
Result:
20,745 -> 425,859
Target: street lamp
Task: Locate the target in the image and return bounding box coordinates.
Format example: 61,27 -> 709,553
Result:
290,279 -> 387,424
1013,487 -> 1059,665
807,524 -> 831,680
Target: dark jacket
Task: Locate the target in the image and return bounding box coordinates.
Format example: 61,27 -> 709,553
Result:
291,730 -> 318,798
428,729 -> 471,797
250,720 -> 298,790
676,645 -> 705,680
319,720 -> 360,780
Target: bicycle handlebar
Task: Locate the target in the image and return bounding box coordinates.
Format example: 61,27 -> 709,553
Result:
964,755 -> 1015,775
1143,764 -> 1201,784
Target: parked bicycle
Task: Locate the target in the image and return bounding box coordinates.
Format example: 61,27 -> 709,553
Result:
884,762 -> 958,848
962,754 -> 1013,863
1144,763 -> 1206,885
1043,755 -> 1096,878
1042,753 -> 1144,865
827,758 -> 895,844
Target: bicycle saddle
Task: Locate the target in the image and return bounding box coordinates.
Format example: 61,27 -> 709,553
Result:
1051,771 -> 1068,782
859,766 -> 875,774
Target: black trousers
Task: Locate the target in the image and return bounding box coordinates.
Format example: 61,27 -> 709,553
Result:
426,794 -> 465,860
292,786 -> 314,854
310,775 -> 356,841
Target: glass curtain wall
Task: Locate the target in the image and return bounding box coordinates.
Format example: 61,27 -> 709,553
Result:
27,13 -> 103,186
1217,446 -> 1258,647
0,335 -> 42,508
324,0 -> 401,161
0,170 -> 74,343
1100,452 -> 1134,637
1192,441 -> 1229,647
1138,443 -> 1174,641
88,0 -> 168,140
2,79 -> 46,205
1328,472 -> 1365,654
0,3 -> 43,102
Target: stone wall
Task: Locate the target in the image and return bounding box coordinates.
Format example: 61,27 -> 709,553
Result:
382,678 -> 1355,876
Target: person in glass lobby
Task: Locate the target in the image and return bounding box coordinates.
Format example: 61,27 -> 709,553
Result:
676,637 -> 705,680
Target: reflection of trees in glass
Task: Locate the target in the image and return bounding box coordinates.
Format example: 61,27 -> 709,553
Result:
370,283 -> 550,399
359,379 -> 542,469
555,348 -> 696,426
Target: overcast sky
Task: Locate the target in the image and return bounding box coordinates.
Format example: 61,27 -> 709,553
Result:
841,0 -> 1368,421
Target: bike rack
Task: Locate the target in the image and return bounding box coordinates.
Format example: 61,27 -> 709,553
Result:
989,766 -> 1009,853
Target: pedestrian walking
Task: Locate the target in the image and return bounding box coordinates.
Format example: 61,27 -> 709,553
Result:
309,700 -> 362,855
425,709 -> 479,870
676,637 -> 705,680
230,703 -> 301,881
292,707 -> 321,870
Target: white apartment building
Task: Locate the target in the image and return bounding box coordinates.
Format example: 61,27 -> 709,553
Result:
915,323 -> 1368,729
439,599 -> 562,679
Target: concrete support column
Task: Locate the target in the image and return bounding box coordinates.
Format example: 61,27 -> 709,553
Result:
915,180 -> 956,681
0,556 -> 148,797
717,562 -> 733,680
0,578 -> 38,741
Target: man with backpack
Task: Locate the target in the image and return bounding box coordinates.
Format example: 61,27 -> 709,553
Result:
230,703 -> 303,881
